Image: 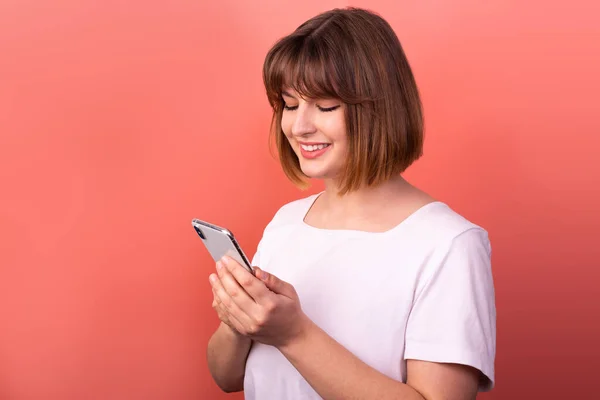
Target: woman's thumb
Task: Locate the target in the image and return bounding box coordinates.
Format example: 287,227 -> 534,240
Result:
254,267 -> 294,297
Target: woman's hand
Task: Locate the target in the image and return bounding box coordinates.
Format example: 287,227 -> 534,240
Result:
211,288 -> 244,336
208,256 -> 309,348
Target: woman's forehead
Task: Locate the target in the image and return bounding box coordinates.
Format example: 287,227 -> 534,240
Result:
281,87 -> 337,101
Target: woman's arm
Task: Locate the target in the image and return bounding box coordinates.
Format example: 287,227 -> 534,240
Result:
206,322 -> 252,393
278,316 -> 479,400
206,284 -> 254,395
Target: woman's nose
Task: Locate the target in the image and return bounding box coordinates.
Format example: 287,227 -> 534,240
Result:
291,106 -> 317,137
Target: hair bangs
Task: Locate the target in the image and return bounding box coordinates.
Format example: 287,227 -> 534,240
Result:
264,36 -> 345,109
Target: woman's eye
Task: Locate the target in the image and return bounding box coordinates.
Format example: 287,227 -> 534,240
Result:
318,105 -> 340,112
282,103 -> 340,112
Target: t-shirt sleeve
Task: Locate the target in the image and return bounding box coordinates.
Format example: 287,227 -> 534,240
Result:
249,206 -> 282,268
404,227 -> 496,391
249,201 -> 293,269
251,239 -> 262,267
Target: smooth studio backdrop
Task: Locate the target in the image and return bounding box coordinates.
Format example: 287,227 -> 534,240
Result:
1,1 -> 598,399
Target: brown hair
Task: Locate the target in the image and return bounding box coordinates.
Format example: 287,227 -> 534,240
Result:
262,7 -> 424,194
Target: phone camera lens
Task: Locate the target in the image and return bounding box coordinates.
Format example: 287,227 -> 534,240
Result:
195,227 -> 205,239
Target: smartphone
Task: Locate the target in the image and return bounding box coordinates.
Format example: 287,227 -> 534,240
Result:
191,218 -> 254,274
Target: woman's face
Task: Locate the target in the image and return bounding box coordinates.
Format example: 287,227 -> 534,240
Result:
280,88 -> 347,182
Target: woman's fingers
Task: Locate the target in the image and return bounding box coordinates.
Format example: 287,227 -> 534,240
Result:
220,256 -> 272,304
210,273 -> 254,332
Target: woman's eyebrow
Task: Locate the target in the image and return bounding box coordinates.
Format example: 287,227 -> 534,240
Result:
282,91 -> 295,99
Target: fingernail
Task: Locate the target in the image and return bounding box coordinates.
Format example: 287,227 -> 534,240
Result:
216,261 -> 223,270
259,269 -> 268,280
221,256 -> 230,265
209,274 -> 217,283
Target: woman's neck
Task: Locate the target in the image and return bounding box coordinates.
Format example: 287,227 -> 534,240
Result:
303,175 -> 435,232
321,175 -> 424,214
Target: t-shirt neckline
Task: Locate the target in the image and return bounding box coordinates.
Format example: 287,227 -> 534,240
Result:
299,191 -> 446,237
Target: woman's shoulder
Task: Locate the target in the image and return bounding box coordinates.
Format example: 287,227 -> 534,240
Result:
261,192 -> 319,232
421,202 -> 486,234
275,193 -> 319,220
404,201 -> 490,253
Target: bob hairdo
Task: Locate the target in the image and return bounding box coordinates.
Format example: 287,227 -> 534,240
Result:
262,7 -> 424,194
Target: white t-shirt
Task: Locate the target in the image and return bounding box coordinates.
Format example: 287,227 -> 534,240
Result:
243,194 -> 496,399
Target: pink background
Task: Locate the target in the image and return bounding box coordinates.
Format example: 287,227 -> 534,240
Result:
1,1 -> 598,398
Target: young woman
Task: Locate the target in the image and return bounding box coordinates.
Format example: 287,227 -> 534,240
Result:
206,7 -> 496,400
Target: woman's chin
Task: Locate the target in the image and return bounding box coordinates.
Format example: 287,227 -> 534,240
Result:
300,166 -> 335,180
